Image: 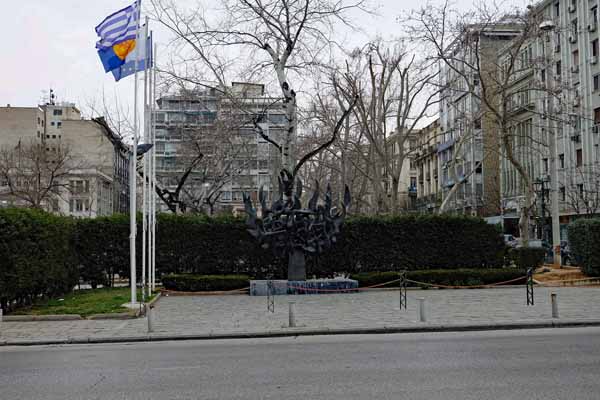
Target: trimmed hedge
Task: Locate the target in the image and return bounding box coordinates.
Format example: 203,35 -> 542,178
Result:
0,209 -> 507,303
568,218 -> 600,276
0,208 -> 78,311
161,274 -> 250,291
155,214 -> 282,278
314,215 -> 505,274
508,247 -> 546,270
74,214 -> 131,288
350,268 -> 527,288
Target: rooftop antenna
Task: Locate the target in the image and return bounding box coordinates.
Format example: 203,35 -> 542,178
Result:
49,88 -> 56,105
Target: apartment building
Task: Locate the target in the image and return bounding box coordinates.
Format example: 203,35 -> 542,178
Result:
153,82 -> 287,214
439,24 -> 521,217
413,119 -> 443,213
0,102 -> 129,216
499,0 -> 600,238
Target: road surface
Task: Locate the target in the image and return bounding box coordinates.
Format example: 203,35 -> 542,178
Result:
1,328 -> 599,399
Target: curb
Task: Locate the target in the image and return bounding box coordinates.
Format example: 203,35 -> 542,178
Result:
2,314 -> 83,322
2,319 -> 600,347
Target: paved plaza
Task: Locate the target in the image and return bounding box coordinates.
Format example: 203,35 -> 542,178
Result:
1,287 -> 599,344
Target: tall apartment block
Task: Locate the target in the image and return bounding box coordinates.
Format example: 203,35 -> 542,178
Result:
439,25 -> 521,217
499,0 -> 600,237
152,82 -> 288,214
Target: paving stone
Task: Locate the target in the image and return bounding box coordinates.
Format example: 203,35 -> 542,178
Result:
1,287 -> 599,342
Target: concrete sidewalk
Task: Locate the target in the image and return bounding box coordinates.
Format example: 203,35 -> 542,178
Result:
1,287 -> 599,346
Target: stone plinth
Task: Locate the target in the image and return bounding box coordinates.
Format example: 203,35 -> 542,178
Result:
249,278 -> 358,296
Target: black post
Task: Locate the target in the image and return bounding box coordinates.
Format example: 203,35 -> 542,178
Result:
267,277 -> 275,313
399,270 -> 407,310
526,267 -> 534,306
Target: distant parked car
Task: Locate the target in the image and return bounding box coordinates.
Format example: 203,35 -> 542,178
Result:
504,234 -> 518,248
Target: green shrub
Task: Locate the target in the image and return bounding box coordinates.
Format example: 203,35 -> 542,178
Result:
161,274 -> 250,291
314,214 -> 505,275
568,219 -> 600,276
74,214 -> 130,288
350,268 -> 527,288
0,208 -> 78,311
508,247 -> 546,270
0,208 -> 509,303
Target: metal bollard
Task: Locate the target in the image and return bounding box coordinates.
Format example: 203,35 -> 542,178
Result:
147,305 -> 154,333
551,293 -> 559,318
288,301 -> 297,328
417,298 -> 426,322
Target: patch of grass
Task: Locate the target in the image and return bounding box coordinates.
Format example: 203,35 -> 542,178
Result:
10,287 -> 157,317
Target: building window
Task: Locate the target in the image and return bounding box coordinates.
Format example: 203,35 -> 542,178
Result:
541,69 -> 546,83
576,148 -> 583,167
52,135 -> 56,139
57,122 -> 62,128
50,121 -> 55,126
554,1 -> 560,17
556,60 -> 561,76
53,109 -> 62,116
70,180 -> 90,194
560,187 -> 566,201
594,75 -> 600,91
573,49 -> 579,66
559,153 -> 565,168
578,184 -> 584,197
155,112 -> 165,123
232,191 -> 243,201
593,39 -> 599,58
543,158 -> 548,173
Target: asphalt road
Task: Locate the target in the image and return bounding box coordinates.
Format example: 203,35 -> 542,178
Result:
1,328 -> 599,400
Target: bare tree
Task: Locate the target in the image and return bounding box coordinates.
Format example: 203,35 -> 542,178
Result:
308,40 -> 441,215
404,0 -> 579,243
0,140 -> 82,210
150,0 -> 368,178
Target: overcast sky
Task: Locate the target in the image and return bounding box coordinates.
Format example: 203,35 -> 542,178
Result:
0,0 -> 529,112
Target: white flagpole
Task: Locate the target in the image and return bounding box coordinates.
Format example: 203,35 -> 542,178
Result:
141,19 -> 149,301
151,39 -> 157,292
129,0 -> 142,307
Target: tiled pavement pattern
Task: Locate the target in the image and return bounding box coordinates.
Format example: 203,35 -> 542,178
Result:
1,287 -> 599,342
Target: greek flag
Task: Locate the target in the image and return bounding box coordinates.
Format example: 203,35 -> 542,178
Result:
95,1 -> 140,50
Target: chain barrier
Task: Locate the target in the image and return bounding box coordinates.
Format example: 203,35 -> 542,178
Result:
284,275 -> 528,293
535,276 -> 600,286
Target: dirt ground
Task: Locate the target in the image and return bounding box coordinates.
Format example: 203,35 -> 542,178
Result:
534,265 -> 587,283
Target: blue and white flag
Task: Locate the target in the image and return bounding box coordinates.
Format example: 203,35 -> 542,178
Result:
95,0 -> 140,50
111,29 -> 152,81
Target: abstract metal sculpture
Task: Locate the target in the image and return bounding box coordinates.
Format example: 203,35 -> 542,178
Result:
243,169 -> 351,281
